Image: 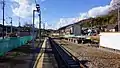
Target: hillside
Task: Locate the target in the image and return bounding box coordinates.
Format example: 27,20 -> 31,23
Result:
81,9 -> 118,29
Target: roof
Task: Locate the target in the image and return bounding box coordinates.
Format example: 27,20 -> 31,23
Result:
58,24 -> 73,30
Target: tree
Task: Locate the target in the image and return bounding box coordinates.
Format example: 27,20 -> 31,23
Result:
23,23 -> 33,32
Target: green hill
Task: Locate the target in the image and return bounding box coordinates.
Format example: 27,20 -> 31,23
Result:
81,9 -> 118,29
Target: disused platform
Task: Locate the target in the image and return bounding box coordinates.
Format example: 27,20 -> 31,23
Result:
64,36 -> 92,44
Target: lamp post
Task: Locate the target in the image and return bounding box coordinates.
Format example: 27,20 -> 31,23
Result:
30,4 -> 40,68
36,4 -> 41,40
32,10 -> 36,49
2,0 -> 5,39
32,4 -> 40,49
38,13 -> 41,40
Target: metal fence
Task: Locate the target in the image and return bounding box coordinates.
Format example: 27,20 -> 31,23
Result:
0,36 -> 32,56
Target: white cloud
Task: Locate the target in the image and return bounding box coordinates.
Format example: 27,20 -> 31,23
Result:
57,18 -> 75,28
55,1 -> 113,29
110,0 -> 120,6
11,0 -> 120,29
110,0 -> 120,10
55,13 -> 88,29
45,22 -> 55,29
87,0 -> 120,17
11,0 -> 36,18
41,0 -> 46,2
43,8 -> 47,11
88,5 -> 110,17
34,17 -> 46,29
79,13 -> 88,20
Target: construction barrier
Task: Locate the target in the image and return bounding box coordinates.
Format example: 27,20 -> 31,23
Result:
0,36 -> 32,56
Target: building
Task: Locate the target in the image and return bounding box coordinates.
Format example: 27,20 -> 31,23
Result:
58,21 -> 82,37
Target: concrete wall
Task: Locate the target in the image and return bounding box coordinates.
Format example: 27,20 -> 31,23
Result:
73,24 -> 82,36
100,32 -> 120,50
59,29 -> 65,36
59,24 -> 82,36
65,26 -> 73,35
19,32 -> 31,37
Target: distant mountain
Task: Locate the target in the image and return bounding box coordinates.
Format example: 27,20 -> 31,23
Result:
56,0 -> 120,30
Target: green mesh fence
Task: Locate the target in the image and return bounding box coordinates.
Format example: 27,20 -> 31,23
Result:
0,36 -> 33,56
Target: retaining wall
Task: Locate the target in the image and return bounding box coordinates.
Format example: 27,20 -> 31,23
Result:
100,32 -> 120,50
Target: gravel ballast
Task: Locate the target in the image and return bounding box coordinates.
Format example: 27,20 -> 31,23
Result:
55,39 -> 120,68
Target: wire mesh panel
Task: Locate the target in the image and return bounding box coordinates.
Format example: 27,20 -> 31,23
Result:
0,36 -> 33,56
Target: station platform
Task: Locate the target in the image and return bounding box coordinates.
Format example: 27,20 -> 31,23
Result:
34,38 -> 58,68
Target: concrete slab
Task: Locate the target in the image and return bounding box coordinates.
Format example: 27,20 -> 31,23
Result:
34,38 -> 58,68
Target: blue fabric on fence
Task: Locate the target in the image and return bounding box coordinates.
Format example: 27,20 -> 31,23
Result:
0,36 -> 33,56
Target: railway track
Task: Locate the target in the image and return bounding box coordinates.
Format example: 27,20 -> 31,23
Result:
54,39 -> 120,68
48,37 -> 85,68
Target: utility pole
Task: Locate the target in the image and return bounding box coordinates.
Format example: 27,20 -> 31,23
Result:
5,20 -> 7,37
32,10 -> 35,49
2,0 -> 5,39
118,7 -> 120,31
19,17 -> 21,27
9,17 -> 12,33
38,13 -> 41,40
43,22 -> 45,29
19,17 -> 20,36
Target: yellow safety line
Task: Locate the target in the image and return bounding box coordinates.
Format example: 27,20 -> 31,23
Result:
33,38 -> 47,68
